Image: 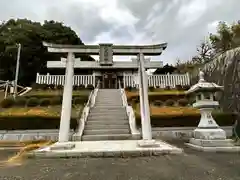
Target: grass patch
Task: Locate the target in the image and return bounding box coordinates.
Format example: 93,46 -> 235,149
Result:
126,90 -> 187,104
134,105 -> 236,127
126,90 -> 185,99
0,90 -> 4,102
135,106 -> 199,116
0,105 -> 83,130
0,105 -> 82,119
24,89 -> 90,98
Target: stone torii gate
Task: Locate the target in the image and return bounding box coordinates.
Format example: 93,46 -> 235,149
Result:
42,42 -> 167,143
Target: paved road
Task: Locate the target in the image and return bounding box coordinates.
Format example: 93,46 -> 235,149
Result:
0,141 -> 239,180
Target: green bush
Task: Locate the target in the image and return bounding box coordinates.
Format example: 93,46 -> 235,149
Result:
175,85 -> 182,90
49,84 -> 56,90
73,97 -> 87,105
56,85 -> 63,90
164,86 -> 171,90
15,97 -> 27,107
178,98 -> 189,107
0,116 -> 77,130
27,97 -> 39,107
0,98 -> 15,108
78,84 -> 85,89
235,119 -> 240,139
189,98 -> 196,105
153,100 -> 164,106
125,86 -> 132,91
182,85 -> 191,90
148,86 -> 155,92
73,85 -> 78,91
31,83 -> 48,90
128,93 -> 186,103
86,84 -> 94,90
132,98 -> 139,104
135,112 -> 237,128
132,87 -> 138,91
31,83 -> 41,89
39,98 -> 51,106
50,96 -> 62,105
165,99 -> 175,106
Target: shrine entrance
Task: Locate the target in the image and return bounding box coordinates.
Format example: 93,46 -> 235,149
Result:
102,72 -> 117,89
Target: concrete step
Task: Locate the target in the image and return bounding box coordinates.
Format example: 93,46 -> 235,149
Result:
81,134 -> 135,141
95,102 -> 122,104
87,116 -> 128,120
90,110 -> 126,114
94,105 -> 123,108
95,101 -> 122,104
95,102 -> 121,104
95,100 -> 122,102
95,97 -> 121,99
96,97 -> 121,98
86,117 -> 128,122
86,120 -> 129,125
89,111 -> 127,116
84,124 -> 129,130
84,129 -> 130,135
94,103 -> 123,106
96,96 -> 121,98
90,107 -> 125,111
97,94 -> 120,95
95,103 -> 122,105
97,93 -> 120,94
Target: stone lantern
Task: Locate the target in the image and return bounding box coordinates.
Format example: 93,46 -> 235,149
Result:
185,70 -> 239,152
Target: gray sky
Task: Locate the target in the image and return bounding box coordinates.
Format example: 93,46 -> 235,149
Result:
0,0 -> 240,64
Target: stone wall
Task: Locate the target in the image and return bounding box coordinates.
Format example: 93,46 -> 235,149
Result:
190,48 -> 240,138
191,47 -> 240,112
0,129 -> 74,142
0,127 -> 232,142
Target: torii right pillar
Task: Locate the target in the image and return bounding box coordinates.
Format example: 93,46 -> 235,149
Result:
137,52 -> 157,147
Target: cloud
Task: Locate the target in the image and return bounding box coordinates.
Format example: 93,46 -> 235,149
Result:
0,0 -> 240,64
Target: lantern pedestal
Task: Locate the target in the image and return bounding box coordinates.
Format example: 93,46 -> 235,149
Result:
185,71 -> 240,152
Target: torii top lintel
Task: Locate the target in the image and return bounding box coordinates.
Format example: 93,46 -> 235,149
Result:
42,42 -> 167,56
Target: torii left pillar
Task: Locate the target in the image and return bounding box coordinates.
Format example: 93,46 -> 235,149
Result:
58,52 -> 75,142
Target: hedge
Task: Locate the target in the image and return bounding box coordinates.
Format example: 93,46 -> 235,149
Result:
0,98 -> 15,108
127,92 -> 186,103
135,112 -> 237,127
31,83 -> 95,90
23,94 -> 88,99
0,116 -> 78,130
0,94 -> 89,108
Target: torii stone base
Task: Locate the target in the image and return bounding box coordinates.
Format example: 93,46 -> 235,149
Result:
26,140 -> 183,158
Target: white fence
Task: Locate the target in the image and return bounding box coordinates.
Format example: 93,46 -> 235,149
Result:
36,73 -> 190,88
36,73 -> 95,87
123,73 -> 190,88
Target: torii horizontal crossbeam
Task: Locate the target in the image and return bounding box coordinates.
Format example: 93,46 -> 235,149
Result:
42,42 -> 167,56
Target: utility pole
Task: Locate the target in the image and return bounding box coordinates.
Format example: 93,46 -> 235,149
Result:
13,43 -> 21,99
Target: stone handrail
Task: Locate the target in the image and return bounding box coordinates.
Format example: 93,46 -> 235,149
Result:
73,81 -> 99,140
120,87 -> 140,136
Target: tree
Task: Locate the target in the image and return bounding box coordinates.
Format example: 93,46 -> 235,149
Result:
193,40 -> 214,64
174,58 -> 195,73
209,21 -> 240,54
0,19 -> 95,85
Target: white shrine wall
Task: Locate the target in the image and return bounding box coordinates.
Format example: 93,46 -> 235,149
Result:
123,73 -> 190,88
36,73 -> 95,87
36,72 -> 190,88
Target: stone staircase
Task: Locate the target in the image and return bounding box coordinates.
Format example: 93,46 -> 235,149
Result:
82,89 -> 133,141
